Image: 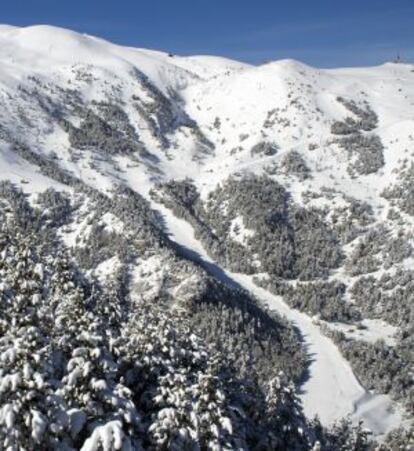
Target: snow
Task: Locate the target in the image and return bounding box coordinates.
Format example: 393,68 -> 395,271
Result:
228,216 -> 255,244
59,203 -> 95,249
171,54 -> 250,79
31,410 -> 47,443
130,253 -> 182,303
94,256 -> 120,283
0,373 -> 21,393
0,142 -> 67,194
81,420 -> 125,451
0,24 -> 202,94
0,403 -> 15,429
325,319 -> 398,347
100,212 -> 125,234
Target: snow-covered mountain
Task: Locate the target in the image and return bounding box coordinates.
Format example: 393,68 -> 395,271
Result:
0,25 -> 412,449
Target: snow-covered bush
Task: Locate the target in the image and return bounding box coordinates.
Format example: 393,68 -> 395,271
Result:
250,141 -> 279,156
280,150 -> 311,180
330,198 -> 374,244
37,188 -> 73,227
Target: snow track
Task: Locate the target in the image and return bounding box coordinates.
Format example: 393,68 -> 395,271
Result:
152,200 -> 402,436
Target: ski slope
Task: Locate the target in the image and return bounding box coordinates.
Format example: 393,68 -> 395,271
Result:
149,198 -> 402,436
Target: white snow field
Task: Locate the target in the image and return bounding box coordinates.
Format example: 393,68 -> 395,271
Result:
0,24 -> 412,438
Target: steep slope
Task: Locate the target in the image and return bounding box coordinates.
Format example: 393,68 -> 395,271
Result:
0,24 -> 413,448
148,197 -> 402,434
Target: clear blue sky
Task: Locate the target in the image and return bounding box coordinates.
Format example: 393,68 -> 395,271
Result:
2,0 -> 413,67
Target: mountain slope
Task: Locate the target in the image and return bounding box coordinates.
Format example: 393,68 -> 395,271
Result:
150,198 -> 402,434
0,24 -> 413,449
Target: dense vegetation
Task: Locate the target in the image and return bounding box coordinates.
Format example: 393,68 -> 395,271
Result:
154,175 -> 343,281
0,181 -> 386,450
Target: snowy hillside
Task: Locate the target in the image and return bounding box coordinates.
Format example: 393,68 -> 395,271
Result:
0,24 -> 413,449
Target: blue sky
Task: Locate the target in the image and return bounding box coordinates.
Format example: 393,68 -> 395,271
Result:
2,0 -> 413,67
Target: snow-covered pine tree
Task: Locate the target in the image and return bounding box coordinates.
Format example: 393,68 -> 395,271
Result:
0,224 -> 60,448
